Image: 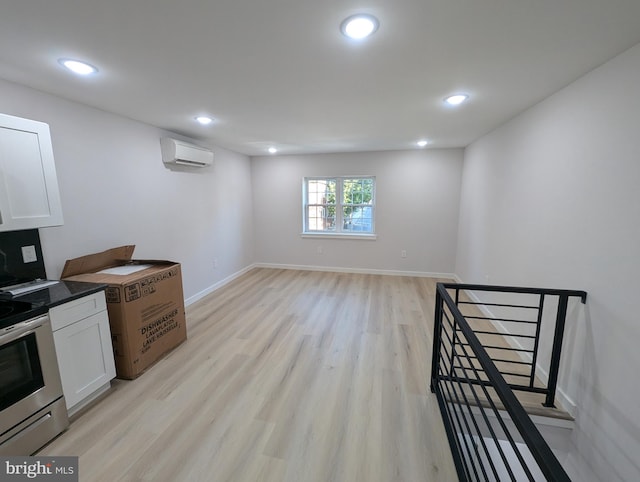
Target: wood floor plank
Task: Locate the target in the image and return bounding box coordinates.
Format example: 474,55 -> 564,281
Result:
38,268 -> 459,481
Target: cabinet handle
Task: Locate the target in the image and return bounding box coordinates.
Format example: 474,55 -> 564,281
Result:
0,209 -> 3,224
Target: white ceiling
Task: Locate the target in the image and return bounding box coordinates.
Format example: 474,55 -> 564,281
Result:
1,1 -> 640,156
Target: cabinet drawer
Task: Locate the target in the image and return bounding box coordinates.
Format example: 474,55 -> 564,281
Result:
50,291 -> 107,331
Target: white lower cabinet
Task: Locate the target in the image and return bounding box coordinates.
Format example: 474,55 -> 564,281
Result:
50,291 -> 116,415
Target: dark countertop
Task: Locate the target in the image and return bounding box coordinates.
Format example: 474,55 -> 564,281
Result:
15,280 -> 108,309
0,281 -> 108,329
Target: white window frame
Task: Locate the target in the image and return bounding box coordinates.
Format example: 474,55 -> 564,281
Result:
302,176 -> 376,239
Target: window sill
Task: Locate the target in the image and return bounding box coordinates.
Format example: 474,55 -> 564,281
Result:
301,232 -> 377,240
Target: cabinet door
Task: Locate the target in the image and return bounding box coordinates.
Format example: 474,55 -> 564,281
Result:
53,311 -> 116,411
0,113 -> 64,231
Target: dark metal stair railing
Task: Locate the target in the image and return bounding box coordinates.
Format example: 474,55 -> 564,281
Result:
430,282 -> 586,481
439,283 -> 586,408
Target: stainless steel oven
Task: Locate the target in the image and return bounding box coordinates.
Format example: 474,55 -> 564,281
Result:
0,312 -> 68,455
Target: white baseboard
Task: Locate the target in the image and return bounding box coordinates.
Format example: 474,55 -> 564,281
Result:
184,263 -> 257,306
253,262 -> 456,279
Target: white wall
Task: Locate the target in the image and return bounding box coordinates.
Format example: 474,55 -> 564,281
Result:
456,43 -> 640,481
0,78 -> 254,301
251,149 -> 464,275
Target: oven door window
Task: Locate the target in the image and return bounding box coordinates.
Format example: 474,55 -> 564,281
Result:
0,333 -> 45,411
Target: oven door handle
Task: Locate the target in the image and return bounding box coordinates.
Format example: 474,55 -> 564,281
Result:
0,315 -> 47,344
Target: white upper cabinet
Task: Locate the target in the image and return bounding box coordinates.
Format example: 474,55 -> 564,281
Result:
0,113 -> 64,231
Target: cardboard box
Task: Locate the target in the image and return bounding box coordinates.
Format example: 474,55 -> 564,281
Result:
61,245 -> 187,379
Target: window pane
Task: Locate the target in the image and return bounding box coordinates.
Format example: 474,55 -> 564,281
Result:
362,179 -> 373,203
343,179 -> 355,204
342,205 -> 372,233
343,178 -> 372,205
308,179 -> 336,205
325,180 -> 336,204
307,205 -> 336,231
342,179 -> 353,204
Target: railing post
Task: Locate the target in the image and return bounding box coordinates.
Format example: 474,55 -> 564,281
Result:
544,295 -> 569,407
451,288 -> 460,378
430,286 -> 443,392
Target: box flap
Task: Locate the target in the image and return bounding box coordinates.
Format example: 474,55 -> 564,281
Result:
124,259 -> 178,266
98,264 -> 154,276
61,245 -> 136,278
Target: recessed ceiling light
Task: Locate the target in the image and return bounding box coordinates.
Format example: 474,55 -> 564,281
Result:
444,94 -> 469,106
195,116 -> 213,125
417,140 -> 429,147
59,58 -> 98,75
268,147 -> 278,154
340,14 -> 379,40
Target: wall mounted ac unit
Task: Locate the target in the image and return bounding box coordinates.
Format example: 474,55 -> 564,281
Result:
161,137 -> 213,167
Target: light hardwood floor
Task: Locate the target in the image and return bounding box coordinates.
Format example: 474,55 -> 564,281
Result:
39,268 -> 458,481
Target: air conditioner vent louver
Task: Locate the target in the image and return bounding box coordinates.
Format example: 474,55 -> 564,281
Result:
161,137 -> 213,168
